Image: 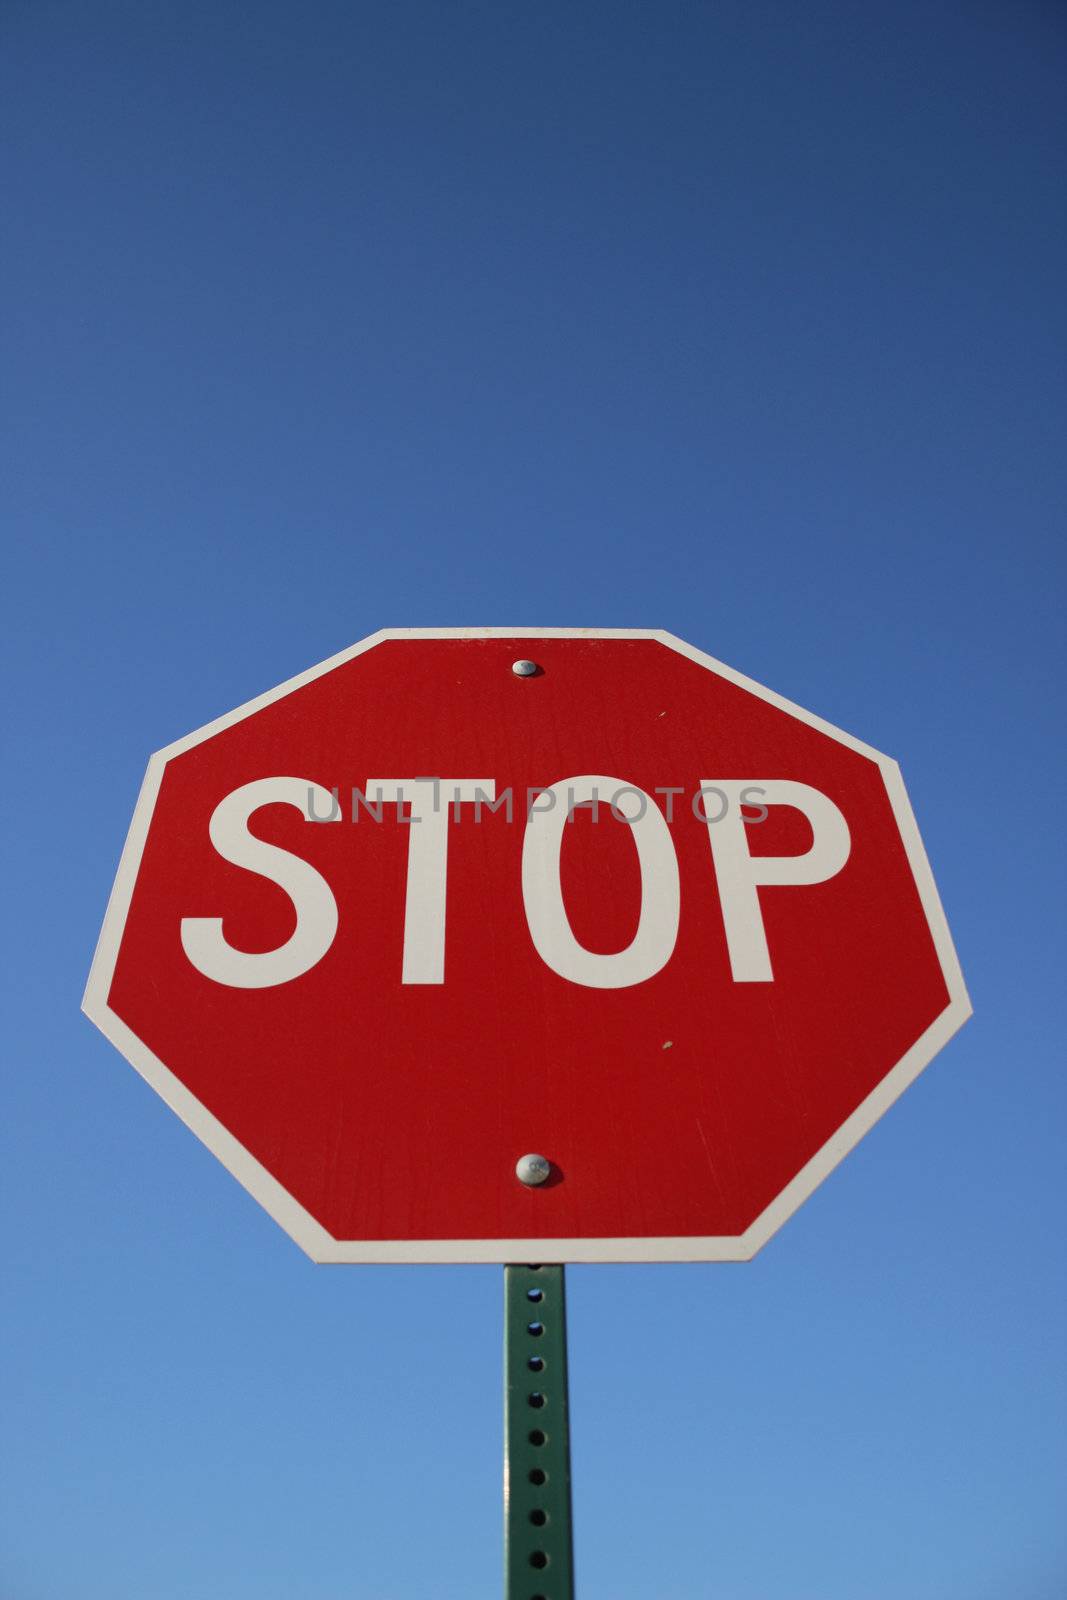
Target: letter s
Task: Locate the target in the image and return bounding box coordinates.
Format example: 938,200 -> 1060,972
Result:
180,778 -> 339,988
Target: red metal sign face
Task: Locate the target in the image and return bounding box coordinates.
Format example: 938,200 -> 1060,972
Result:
84,630 -> 969,1261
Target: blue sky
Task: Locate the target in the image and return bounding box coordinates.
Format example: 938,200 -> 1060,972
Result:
2,4 -> 1064,1597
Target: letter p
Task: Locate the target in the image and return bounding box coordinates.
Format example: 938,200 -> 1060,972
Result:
700,779 -> 851,982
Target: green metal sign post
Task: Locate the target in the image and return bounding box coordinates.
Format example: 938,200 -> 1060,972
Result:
504,1264 -> 575,1599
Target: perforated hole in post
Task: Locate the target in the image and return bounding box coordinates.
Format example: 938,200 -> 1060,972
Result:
528,1429 -> 546,1447
528,1468 -> 547,1486
526,1287 -> 544,1302
527,1321 -> 544,1337
527,1391 -> 546,1409
527,1355 -> 544,1372
530,1551 -> 548,1569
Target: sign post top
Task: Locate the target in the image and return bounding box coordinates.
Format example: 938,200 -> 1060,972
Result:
84,629 -> 969,1262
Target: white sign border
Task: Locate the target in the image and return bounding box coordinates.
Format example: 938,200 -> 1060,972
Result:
83,627 -> 971,1263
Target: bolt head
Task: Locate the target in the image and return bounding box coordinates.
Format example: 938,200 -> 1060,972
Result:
516,1153 -> 551,1186
511,659 -> 540,678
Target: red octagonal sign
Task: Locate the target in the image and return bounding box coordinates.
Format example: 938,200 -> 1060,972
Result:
84,629 -> 970,1261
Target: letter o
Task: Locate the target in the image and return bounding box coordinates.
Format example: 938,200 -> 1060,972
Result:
521,775 -> 679,988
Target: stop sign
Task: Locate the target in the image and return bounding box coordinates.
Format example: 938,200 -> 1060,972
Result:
84,629 -> 969,1262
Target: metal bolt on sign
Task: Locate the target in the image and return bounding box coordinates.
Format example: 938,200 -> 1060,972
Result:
516,1153 -> 552,1187
504,1265 -> 575,1599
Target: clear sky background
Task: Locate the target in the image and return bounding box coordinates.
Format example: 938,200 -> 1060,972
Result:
2,4 -> 1064,1597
